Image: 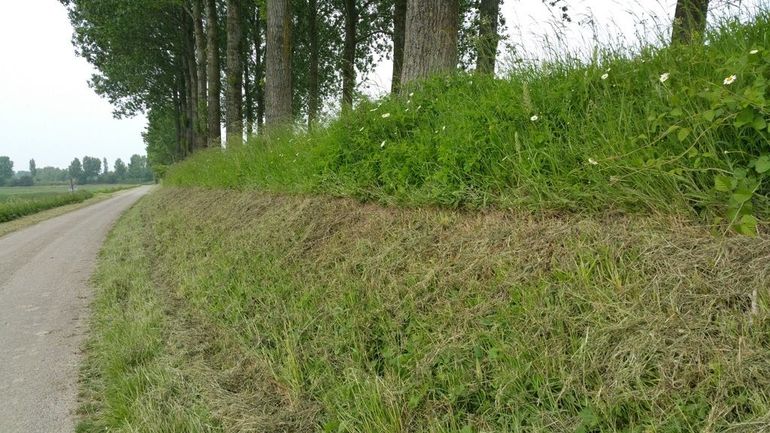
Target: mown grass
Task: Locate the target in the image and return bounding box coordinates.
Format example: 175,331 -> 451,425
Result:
80,188 -> 770,432
77,201 -> 221,433
167,14 -> 770,225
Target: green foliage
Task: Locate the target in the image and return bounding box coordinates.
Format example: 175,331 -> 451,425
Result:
0,190 -> 93,223
167,13 -> 770,231
657,42 -> 770,235
0,156 -> 14,186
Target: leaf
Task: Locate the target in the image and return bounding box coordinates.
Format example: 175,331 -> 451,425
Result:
702,110 -> 716,122
677,127 -> 691,142
734,108 -> 755,128
714,175 -> 733,192
731,191 -> 753,204
670,107 -> 683,117
756,156 -> 770,173
752,116 -> 767,131
735,214 -> 758,236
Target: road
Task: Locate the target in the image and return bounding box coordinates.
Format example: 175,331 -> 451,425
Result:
0,186 -> 151,433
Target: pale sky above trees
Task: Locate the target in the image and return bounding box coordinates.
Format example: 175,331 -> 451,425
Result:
0,0 -> 760,169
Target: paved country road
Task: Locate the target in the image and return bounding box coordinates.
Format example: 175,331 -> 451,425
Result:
0,186 -> 151,433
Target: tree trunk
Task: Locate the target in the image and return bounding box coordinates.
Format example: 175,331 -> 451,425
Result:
226,0 -> 244,145
243,7 -> 254,137
671,0 -> 710,44
253,6 -> 265,131
183,14 -> 197,154
308,0 -> 319,129
476,0 -> 499,74
400,0 -> 459,88
266,0 -> 292,127
390,0 -> 407,94
193,0 -> 208,148
341,0 -> 356,109
205,0 -> 222,146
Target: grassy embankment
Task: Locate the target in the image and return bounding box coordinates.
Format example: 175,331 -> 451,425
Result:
0,184 -> 138,224
80,14 -> 770,433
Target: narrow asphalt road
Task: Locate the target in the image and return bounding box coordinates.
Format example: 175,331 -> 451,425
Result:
0,186 -> 151,433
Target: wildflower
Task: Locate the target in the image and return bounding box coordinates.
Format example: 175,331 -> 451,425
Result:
369,105 -> 380,112
601,73 -> 609,80
417,105 -> 422,110
530,115 -> 539,122
588,158 -> 598,165
381,113 -> 391,118
659,72 -> 670,83
359,127 -> 365,132
750,49 -> 759,54
409,92 -> 414,97
723,75 -> 737,85
442,125 -> 446,131
380,140 -> 386,148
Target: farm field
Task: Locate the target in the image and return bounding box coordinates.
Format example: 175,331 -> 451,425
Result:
0,184 -> 140,223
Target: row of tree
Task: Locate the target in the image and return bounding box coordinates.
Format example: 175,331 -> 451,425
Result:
60,0 -> 710,172
0,156 -> 152,187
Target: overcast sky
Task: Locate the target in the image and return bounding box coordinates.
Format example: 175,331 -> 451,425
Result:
0,0 -> 761,170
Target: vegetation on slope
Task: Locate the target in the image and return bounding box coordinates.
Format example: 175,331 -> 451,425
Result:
80,188 -> 770,432
167,14 -> 770,233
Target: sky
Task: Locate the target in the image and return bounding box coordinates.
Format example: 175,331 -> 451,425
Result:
0,0 -> 762,171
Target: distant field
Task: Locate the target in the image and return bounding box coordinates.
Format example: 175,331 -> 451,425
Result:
0,184 -> 138,223
0,184 -> 139,200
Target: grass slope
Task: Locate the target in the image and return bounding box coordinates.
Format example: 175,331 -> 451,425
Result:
167,15 -> 770,229
80,188 -> 770,432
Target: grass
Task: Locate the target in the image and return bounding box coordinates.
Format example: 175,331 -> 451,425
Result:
79,188 -> 770,432
0,184 -> 138,223
166,13 -> 770,228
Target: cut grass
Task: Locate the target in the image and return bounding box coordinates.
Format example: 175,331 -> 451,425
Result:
80,187 -> 770,432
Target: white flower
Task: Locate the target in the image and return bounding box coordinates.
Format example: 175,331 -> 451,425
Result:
659,72 -> 670,83
601,73 -> 609,80
409,92 -> 414,97
381,113 -> 391,118
750,49 -> 759,54
723,75 -> 737,85
588,158 -> 598,165
606,67 -> 612,72
530,115 -> 539,122
369,106 -> 379,112
358,127 -> 365,132
380,140 -> 386,148
442,125 -> 446,131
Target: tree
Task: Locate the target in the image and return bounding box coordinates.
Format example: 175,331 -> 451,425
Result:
671,0 -> 710,44
68,158 -> 84,183
127,154 -> 152,180
114,158 -> 128,179
401,0 -> 460,87
0,157 -> 13,186
226,0 -> 244,145
476,0 -> 500,74
82,156 -> 102,182
29,159 -> 37,179
103,157 -> 109,174
206,0 -> 222,146
266,0 -> 293,126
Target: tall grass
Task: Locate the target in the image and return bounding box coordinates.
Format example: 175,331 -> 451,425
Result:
0,191 -> 93,223
167,12 -> 770,223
